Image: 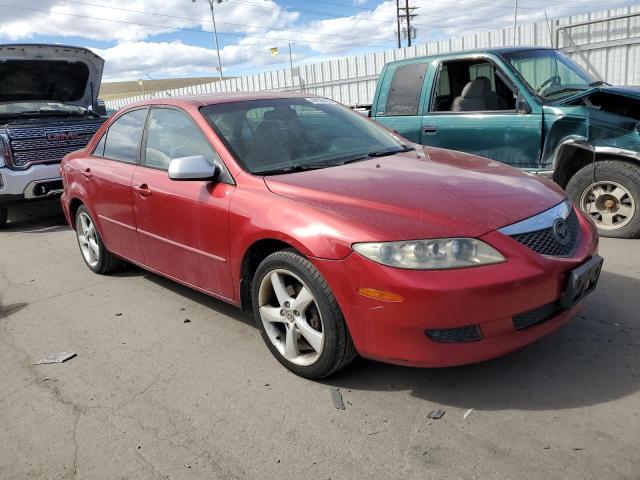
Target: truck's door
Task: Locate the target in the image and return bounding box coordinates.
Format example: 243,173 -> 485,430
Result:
420,56 -> 543,169
370,61 -> 428,143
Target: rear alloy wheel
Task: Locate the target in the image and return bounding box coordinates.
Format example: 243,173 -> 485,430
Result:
0,208 -> 7,228
75,205 -> 123,274
567,160 -> 640,239
252,250 -> 357,378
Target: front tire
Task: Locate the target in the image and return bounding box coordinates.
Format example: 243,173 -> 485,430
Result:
566,160 -> 640,239
75,205 -> 123,274
251,249 -> 357,379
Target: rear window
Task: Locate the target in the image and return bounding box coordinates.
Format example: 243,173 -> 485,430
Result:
0,60 -> 89,103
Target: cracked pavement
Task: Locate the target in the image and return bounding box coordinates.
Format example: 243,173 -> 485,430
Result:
1,201 -> 639,480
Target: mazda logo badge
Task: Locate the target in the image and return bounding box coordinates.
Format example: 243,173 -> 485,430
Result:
553,218 -> 571,245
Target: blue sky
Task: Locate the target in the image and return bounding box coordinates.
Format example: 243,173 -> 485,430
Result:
0,0 -> 637,81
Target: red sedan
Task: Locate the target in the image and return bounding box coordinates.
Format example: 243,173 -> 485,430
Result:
61,93 -> 602,378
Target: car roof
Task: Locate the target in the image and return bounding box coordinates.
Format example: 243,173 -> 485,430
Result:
121,91 -> 319,110
384,46 -> 556,66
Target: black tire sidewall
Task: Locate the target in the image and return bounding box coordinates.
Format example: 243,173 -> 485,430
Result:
75,205 -> 109,273
0,207 -> 7,227
251,250 -> 344,379
566,160 -> 640,239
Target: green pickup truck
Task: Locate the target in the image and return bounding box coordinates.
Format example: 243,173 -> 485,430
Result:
369,47 -> 640,238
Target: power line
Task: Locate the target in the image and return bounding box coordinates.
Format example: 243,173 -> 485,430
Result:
0,2 -> 394,49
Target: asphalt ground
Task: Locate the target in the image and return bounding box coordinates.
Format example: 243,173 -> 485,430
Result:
1,201 -> 639,480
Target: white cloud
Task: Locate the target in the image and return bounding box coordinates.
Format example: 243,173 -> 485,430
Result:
0,0 -> 298,42
0,0 -> 637,80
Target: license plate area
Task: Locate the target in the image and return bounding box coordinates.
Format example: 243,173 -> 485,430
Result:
560,255 -> 603,309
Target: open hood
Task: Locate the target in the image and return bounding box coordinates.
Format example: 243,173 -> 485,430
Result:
0,44 -> 104,109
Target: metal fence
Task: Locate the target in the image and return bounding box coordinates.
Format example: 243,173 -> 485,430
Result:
105,5 -> 640,110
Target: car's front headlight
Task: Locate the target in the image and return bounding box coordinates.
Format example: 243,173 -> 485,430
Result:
352,238 -> 505,270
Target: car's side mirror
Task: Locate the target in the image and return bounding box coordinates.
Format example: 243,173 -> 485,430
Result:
516,94 -> 532,114
168,155 -> 219,181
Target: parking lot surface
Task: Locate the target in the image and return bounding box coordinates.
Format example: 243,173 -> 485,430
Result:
1,202 -> 639,480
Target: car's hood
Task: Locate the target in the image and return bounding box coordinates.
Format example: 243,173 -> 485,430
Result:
554,85 -> 640,106
264,148 -> 567,240
0,44 -> 104,108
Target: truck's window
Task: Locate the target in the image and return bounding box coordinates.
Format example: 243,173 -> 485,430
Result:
432,59 -> 515,113
144,108 -> 220,171
101,108 -> 148,164
383,62 -> 427,116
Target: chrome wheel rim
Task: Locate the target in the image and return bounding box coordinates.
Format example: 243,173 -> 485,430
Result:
580,181 -> 635,231
77,212 -> 100,267
258,269 -> 324,367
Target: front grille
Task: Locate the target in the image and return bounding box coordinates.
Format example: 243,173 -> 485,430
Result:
510,208 -> 580,257
12,145 -> 84,164
426,325 -> 482,343
7,121 -> 103,167
512,301 -> 564,330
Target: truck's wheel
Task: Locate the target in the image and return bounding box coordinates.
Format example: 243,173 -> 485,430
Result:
566,160 -> 640,239
0,208 -> 7,228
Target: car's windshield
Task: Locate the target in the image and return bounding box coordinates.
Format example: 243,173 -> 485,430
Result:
0,101 -> 86,115
504,49 -> 598,101
201,97 -> 410,175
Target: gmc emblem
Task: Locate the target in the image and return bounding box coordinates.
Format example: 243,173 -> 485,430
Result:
47,132 -> 85,141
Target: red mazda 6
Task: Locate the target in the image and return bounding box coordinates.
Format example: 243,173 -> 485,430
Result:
61,93 -> 602,378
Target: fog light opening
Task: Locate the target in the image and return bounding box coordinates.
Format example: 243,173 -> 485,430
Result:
357,287 -> 404,302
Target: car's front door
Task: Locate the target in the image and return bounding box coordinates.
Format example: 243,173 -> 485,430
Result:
131,106 -> 235,300
421,58 -> 543,169
85,108 -> 147,262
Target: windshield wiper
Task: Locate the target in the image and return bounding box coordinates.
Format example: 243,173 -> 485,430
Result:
338,146 -> 415,165
254,163 -> 333,176
588,80 -> 610,87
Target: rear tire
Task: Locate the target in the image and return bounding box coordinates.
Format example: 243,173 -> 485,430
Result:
75,205 -> 123,274
566,160 -> 640,239
251,249 -> 357,379
0,208 -> 7,228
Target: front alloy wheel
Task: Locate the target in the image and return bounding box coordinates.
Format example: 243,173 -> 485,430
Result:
258,269 -> 325,367
252,250 -> 357,378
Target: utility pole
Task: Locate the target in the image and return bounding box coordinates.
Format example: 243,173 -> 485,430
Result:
395,0 -> 401,49
513,0 -> 519,45
398,1 -> 418,48
288,43 -> 294,88
193,0 -> 224,82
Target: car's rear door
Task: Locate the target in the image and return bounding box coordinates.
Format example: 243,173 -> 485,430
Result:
131,106 -> 235,300
85,108 -> 147,262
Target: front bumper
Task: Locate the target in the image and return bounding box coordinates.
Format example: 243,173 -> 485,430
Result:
313,210 -> 599,368
0,163 -> 63,206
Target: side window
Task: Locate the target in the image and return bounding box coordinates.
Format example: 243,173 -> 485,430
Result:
92,131 -> 107,157
144,108 -> 220,171
432,60 -> 515,113
102,109 -> 147,163
384,62 -> 427,116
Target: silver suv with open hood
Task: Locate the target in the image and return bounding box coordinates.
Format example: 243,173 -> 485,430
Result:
0,44 -> 107,226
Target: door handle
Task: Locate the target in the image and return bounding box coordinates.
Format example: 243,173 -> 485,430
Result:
423,125 -> 438,134
82,168 -> 93,179
134,184 -> 152,197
